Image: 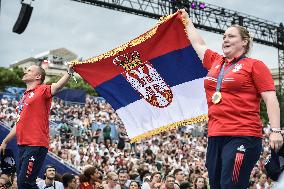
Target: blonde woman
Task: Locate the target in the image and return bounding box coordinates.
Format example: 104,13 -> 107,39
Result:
180,9 -> 283,189
103,172 -> 121,189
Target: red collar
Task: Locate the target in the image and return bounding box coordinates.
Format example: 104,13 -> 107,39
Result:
224,54 -> 244,64
24,84 -> 41,94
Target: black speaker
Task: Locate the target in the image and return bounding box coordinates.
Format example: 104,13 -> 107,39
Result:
12,3 -> 33,34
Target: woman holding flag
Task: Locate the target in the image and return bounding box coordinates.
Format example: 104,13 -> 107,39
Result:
180,9 -> 283,189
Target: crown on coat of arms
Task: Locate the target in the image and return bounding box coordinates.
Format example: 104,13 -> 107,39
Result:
113,51 -> 143,71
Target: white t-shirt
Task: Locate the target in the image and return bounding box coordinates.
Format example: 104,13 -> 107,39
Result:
273,172 -> 284,189
256,182 -> 270,189
37,180 -> 64,189
141,182 -> 151,189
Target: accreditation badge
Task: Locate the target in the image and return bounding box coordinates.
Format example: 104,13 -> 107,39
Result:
212,91 -> 222,104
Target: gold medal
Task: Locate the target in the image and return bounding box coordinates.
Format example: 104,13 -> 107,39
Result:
212,92 -> 222,104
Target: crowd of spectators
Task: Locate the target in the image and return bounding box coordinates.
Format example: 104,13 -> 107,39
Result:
0,96 -> 279,188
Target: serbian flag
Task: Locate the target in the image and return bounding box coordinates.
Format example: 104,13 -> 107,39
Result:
73,11 -> 208,142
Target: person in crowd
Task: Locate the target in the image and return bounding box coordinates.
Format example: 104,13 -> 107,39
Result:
0,63 -> 74,189
192,176 -> 208,189
0,174 -> 13,189
179,158 -> 189,175
37,164 -> 64,189
161,175 -> 177,189
0,176 -> 8,189
139,172 -> 150,189
141,172 -> 162,189
118,168 -> 130,189
179,181 -> 190,189
103,172 -> 121,189
117,126 -> 128,151
256,173 -> 269,189
248,180 -> 257,189
173,169 -> 184,187
129,180 -> 140,189
93,129 -> 102,144
61,173 -> 78,189
180,9 -> 283,189
103,123 -> 112,146
79,166 -> 102,189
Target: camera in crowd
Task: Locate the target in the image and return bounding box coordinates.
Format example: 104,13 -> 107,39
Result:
0,149 -> 16,188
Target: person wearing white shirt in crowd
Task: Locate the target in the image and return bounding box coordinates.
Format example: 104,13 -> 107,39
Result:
141,172 -> 162,189
256,173 -> 270,189
173,169 -> 185,188
117,168 -> 130,189
61,173 -> 77,189
161,175 -> 179,189
37,165 -> 64,189
179,158 -> 190,175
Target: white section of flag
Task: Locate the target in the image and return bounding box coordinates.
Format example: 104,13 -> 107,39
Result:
116,78 -> 207,139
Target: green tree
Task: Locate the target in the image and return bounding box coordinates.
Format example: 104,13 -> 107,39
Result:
0,66 -> 25,91
47,75 -> 98,96
12,66 -> 25,80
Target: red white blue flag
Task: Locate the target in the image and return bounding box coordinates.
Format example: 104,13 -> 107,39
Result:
73,12 -> 208,142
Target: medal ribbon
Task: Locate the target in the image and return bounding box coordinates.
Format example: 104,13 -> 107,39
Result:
17,93 -> 29,115
216,56 -> 246,92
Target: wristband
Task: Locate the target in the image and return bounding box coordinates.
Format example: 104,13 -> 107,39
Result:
67,69 -> 77,83
271,128 -> 282,134
67,70 -> 73,76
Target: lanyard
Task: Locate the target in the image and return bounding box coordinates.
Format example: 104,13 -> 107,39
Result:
216,56 -> 245,92
17,93 -> 29,115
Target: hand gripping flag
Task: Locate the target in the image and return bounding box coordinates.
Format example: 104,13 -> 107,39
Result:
72,11 -> 208,142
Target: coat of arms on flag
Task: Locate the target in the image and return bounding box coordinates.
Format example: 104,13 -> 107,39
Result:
113,50 -> 173,108
72,11 -> 208,142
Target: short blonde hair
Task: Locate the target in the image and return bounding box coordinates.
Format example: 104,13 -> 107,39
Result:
34,65 -> 46,84
107,172 -> 118,180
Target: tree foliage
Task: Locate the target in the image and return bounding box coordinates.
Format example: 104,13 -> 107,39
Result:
0,66 -> 25,91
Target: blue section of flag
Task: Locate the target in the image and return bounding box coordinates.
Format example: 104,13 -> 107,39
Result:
96,45 -> 208,110
96,75 -> 141,110
150,45 -> 208,86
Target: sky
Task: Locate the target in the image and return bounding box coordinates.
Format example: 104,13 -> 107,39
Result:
0,0 -> 283,69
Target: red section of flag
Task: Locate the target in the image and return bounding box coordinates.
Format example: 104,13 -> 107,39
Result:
74,12 -> 190,88
232,152 -> 244,184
